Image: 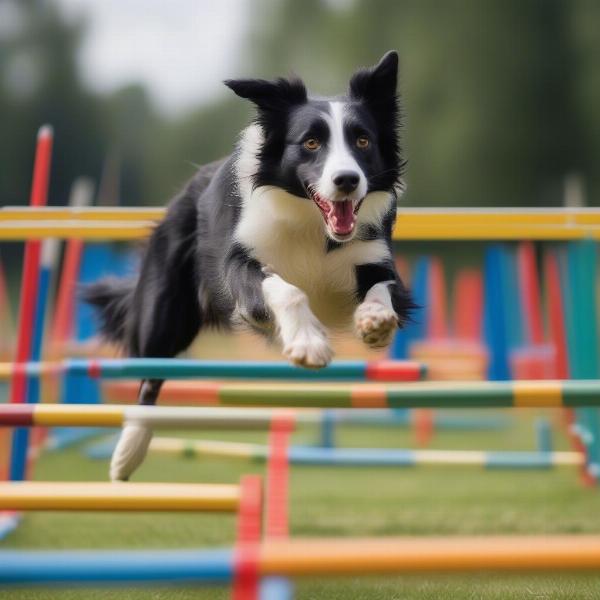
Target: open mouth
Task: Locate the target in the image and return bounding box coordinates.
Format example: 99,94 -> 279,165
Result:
308,188 -> 363,240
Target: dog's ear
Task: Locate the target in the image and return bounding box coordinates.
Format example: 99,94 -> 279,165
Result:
224,77 -> 307,112
349,50 -> 398,104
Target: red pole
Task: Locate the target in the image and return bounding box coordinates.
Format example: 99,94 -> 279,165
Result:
453,269 -> 483,341
9,125 -> 53,406
517,242 -> 544,345
265,412 -> 295,539
427,257 -> 448,339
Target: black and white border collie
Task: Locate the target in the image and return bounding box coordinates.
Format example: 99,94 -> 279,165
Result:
85,50 -> 413,480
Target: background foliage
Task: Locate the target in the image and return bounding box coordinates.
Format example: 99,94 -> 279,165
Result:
1,0 -> 599,208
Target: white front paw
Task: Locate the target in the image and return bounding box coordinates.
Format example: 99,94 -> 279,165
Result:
283,327 -> 333,368
355,302 -> 398,348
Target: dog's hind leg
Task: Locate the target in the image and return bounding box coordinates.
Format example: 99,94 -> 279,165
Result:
109,379 -> 164,481
110,293 -> 202,481
110,199 -> 203,481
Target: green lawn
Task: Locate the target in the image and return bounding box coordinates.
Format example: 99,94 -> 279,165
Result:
2,411 -> 600,599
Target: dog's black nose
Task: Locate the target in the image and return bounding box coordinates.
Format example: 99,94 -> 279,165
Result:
332,171 -> 360,194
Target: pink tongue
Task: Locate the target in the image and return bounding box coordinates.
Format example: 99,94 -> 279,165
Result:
329,200 -> 355,235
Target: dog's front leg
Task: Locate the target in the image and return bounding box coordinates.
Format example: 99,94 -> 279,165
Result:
354,262 -> 412,349
225,244 -> 332,368
262,271 -> 333,368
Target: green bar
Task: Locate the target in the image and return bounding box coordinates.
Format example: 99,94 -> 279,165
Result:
387,387 -> 514,408
562,381 -> 600,408
218,387 -> 352,408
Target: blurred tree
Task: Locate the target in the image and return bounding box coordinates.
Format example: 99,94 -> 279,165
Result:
244,0 -> 587,207
570,0 -> 600,204
0,0 -> 598,209
0,0 -> 107,207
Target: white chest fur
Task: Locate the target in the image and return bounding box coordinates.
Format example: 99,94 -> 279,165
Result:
235,186 -> 391,327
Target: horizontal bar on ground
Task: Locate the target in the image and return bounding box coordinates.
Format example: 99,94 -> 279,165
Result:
0,482 -> 240,512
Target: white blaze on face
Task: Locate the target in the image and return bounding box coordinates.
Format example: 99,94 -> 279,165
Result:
318,102 -> 368,201
311,102 -> 368,240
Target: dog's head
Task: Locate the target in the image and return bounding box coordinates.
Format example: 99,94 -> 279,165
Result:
225,51 -> 403,243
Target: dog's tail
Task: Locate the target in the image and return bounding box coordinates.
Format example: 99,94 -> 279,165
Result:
81,277 -> 136,348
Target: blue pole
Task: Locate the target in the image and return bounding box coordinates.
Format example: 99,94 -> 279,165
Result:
484,245 -> 510,380
0,548 -> 234,585
9,239 -> 57,481
260,577 -> 295,600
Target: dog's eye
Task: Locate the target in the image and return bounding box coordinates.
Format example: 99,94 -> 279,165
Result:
356,136 -> 370,149
303,138 -> 321,151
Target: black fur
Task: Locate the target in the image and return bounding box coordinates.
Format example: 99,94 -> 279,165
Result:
84,51 -> 413,409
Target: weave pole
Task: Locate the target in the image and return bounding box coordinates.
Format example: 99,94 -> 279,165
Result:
265,413 -> 295,539
50,179 -> 95,349
8,126 -> 53,482
233,475 -> 263,600
24,238 -> 59,478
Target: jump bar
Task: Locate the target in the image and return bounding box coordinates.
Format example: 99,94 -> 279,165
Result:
0,482 -> 240,512
138,437 -> 582,469
3,535 -> 600,585
5,207 -> 600,241
1,380 -> 600,416
0,405 -> 314,428
0,358 -> 426,382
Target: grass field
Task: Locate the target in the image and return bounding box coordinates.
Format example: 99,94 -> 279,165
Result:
2,409 -> 600,599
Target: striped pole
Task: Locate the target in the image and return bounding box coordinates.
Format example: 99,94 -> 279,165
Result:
50,179 -> 95,348
0,358 -> 426,382
0,404 -> 320,429
23,238 -> 60,479
0,482 -> 240,512
2,535 -> 600,584
104,436 -> 580,469
8,126 -> 53,483
0,261 -> 12,360
2,380 -> 600,417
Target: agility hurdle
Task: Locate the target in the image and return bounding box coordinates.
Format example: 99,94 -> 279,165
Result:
0,404 -> 318,428
4,207 -> 600,240
90,435 -> 581,469
0,481 -> 240,512
0,358 -> 426,382
2,535 -> 600,585
2,380 -> 600,415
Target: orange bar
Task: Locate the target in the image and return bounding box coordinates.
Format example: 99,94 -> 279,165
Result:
350,386 -> 387,408
259,536 -> 600,575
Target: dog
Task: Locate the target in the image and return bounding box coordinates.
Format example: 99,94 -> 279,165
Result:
84,50 -> 413,481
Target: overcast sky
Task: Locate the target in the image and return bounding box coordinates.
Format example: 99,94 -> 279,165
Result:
54,0 -> 252,114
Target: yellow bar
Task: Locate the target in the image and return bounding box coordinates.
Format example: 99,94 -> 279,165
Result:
259,536 -> 600,575
0,207 -> 164,221
151,437 -> 261,459
34,404 -> 125,427
3,208 -> 600,240
513,380 -> 563,408
0,221 -> 153,240
0,482 -> 240,512
392,223 -> 600,241
5,207 -> 600,224
395,208 -> 600,227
